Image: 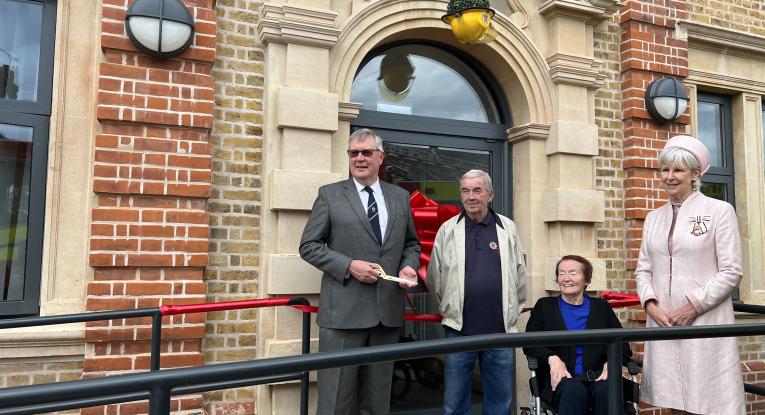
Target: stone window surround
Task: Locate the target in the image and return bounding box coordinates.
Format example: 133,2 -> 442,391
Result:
0,0 -> 98,359
682,21 -> 765,305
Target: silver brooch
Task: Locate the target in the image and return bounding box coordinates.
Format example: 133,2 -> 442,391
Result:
689,215 -> 711,236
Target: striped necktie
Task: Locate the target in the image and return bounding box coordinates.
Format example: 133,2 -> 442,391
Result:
363,186 -> 382,245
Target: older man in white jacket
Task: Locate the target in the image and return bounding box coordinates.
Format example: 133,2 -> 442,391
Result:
426,169 -> 527,415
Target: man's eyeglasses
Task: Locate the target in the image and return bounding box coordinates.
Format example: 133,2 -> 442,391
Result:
347,149 -> 380,158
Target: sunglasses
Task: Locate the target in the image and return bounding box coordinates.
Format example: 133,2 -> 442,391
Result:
347,149 -> 380,158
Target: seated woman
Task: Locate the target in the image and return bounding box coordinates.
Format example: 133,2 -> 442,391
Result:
524,255 -> 632,415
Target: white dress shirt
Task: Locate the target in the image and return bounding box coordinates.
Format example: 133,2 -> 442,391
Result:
352,178 -> 388,243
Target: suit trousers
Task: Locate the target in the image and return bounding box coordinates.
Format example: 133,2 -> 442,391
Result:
317,325 -> 400,415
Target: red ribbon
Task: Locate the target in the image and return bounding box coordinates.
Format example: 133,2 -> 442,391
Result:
409,190 -> 461,281
600,291 -> 641,308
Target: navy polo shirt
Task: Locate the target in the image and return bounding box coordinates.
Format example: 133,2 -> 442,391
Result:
461,212 -> 504,335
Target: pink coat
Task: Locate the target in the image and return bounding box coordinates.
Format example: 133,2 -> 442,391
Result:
636,191 -> 744,414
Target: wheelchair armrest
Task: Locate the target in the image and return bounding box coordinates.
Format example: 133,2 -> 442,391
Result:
526,356 -> 542,398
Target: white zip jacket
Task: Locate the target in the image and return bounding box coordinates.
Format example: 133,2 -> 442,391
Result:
425,211 -> 527,333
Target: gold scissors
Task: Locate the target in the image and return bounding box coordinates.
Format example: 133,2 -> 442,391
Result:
376,267 -> 417,287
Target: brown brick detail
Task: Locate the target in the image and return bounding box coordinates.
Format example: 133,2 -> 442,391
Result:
203,0 -> 263,413
89,196 -> 210,267
619,0 -> 689,271
620,5 -> 687,407
86,1 -> 216,413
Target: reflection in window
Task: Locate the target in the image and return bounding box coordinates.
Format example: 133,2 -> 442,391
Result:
697,93 -> 734,204
0,123 -> 33,301
697,101 -> 724,167
382,143 -> 491,207
0,0 -> 43,101
700,182 -> 726,202
351,44 -> 499,123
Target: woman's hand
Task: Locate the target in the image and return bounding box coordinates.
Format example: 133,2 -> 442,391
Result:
669,303 -> 699,326
645,300 -> 672,327
548,355 -> 571,391
595,362 -> 608,381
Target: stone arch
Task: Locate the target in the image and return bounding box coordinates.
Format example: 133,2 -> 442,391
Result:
330,0 -> 555,125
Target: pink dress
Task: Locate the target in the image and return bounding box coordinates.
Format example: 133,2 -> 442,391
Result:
636,191 -> 744,414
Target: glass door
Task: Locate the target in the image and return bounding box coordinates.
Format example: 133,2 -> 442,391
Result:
353,121 -> 509,414
350,41 -> 512,415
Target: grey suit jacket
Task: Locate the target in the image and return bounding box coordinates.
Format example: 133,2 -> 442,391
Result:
299,179 -> 421,329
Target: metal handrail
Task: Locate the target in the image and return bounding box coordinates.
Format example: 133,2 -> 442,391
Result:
1,323 -> 765,415
733,302 -> 765,315
0,296 -> 314,415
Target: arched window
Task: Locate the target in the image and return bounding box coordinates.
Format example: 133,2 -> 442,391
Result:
350,44 -> 512,376
351,44 -> 501,123
351,42 -> 510,214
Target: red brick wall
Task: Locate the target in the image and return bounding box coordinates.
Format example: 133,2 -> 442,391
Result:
620,3 -> 687,414
620,0 -> 689,272
84,0 -> 216,413
620,1 -> 765,413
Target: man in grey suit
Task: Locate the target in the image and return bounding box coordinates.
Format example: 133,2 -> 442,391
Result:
300,128 -> 421,415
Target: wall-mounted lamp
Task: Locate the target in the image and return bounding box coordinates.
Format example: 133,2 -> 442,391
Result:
125,0 -> 195,58
644,77 -> 689,123
442,0 -> 498,45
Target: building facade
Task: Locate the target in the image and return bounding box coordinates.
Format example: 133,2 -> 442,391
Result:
1,0 -> 765,413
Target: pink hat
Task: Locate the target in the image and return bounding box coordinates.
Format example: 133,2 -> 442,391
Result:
664,135 -> 710,176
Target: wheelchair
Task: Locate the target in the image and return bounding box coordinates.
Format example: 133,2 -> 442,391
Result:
520,356 -> 640,415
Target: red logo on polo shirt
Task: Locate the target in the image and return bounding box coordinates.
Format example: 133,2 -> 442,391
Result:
489,242 -> 498,250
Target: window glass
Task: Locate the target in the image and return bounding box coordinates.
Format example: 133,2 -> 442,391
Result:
351,44 -> 499,123
700,182 -> 727,202
697,101 -> 724,167
0,0 -> 43,102
0,122 -> 33,301
383,143 -> 491,207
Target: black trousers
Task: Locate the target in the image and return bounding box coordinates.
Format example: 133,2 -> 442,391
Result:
552,378 -> 608,415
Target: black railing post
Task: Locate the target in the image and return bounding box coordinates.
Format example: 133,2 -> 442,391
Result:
287,296 -> 312,415
149,385 -> 171,415
300,308 -> 310,415
151,311 -> 163,371
606,341 -> 624,415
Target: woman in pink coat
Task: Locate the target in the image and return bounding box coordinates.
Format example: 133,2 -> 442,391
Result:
636,135 -> 744,414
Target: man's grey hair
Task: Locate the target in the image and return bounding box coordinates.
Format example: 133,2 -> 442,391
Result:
460,169 -> 494,194
659,146 -> 702,191
349,128 -> 384,152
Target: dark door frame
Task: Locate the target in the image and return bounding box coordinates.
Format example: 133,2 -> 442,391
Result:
353,110 -> 512,217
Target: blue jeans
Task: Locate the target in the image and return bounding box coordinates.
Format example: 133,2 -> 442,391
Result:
443,326 -> 515,415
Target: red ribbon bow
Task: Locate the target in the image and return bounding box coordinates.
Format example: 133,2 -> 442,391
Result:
409,190 -> 461,281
